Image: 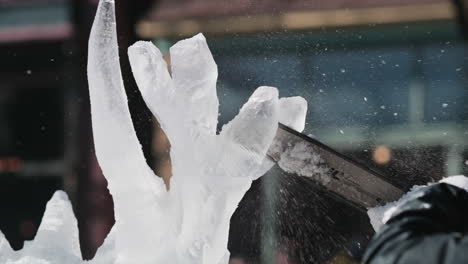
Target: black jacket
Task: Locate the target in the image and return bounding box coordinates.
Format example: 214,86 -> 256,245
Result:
363,183 -> 468,264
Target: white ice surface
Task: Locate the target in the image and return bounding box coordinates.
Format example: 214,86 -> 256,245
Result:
0,191 -> 83,264
278,97 -> 307,132
368,175 -> 468,232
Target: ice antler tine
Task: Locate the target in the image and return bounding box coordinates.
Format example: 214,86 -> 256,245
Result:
170,33 -> 219,135
26,191 -> 82,260
87,0 -> 164,195
88,1 -> 167,259
251,96 -> 308,180
221,86 -> 279,158
128,41 -> 175,134
279,96 -> 308,132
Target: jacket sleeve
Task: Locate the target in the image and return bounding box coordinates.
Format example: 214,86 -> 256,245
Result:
362,183 -> 468,264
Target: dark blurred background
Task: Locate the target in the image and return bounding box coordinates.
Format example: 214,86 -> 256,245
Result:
0,0 -> 467,263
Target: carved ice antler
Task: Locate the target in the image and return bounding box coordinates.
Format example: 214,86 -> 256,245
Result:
88,0 -> 306,262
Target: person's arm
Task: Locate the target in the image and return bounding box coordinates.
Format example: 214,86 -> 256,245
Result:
363,183 -> 468,264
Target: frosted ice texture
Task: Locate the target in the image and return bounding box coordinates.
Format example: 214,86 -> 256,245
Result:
368,175 -> 468,232
0,192 -> 83,264
0,0 -> 308,263
88,0 -> 280,261
278,97 -> 307,132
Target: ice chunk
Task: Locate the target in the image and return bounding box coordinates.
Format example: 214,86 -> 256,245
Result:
220,86 -> 278,158
23,191 -> 81,260
128,34 -> 219,138
2,191 -> 82,264
278,96 -> 307,132
170,33 -> 219,135
127,41 -> 175,135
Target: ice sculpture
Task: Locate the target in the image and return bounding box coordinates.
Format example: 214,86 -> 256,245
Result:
0,0 -> 307,262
